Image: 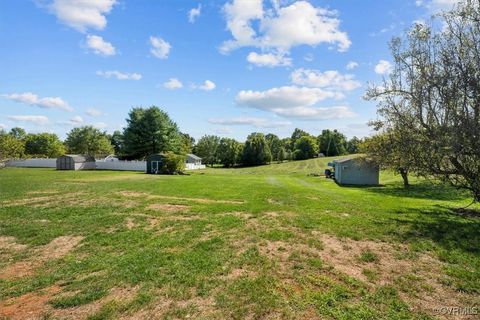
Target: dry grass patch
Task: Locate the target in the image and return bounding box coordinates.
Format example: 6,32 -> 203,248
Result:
0,236 -> 28,251
0,236 -> 83,280
118,190 -> 244,205
146,203 -> 190,212
50,286 -> 140,320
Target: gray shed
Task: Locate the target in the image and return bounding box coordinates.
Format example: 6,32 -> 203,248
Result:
328,158 -> 379,185
186,154 -> 202,164
56,155 -> 96,171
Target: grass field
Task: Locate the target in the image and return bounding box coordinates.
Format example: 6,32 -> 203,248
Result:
0,157 -> 479,319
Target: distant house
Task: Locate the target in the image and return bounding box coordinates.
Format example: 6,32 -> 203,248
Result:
328,158 -> 379,185
56,155 -> 96,171
186,154 -> 205,170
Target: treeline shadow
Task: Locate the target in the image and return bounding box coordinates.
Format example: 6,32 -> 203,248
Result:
391,204 -> 480,254
364,181 -> 469,201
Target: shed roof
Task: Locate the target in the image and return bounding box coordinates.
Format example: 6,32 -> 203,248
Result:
187,153 -> 202,160
60,155 -> 95,163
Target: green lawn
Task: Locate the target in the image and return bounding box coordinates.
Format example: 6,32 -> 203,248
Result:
0,157 -> 479,319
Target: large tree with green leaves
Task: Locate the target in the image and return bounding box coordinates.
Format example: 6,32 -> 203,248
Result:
365,0 -> 480,201
216,138 -> 243,167
25,133 -> 65,158
0,130 -> 25,160
194,135 -> 220,166
65,126 -> 114,157
293,135 -> 319,160
265,133 -> 282,161
317,129 -> 347,156
122,106 -> 183,159
242,132 -> 272,166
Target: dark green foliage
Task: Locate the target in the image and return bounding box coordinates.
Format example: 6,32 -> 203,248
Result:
0,130 -> 25,159
65,126 -> 114,157
181,133 -> 195,154
194,135 -> 220,166
265,134 -> 282,161
293,135 -> 319,160
317,129 -> 347,156
216,138 -> 243,167
346,136 -> 362,154
290,128 -> 309,150
159,152 -> 186,174
110,130 -> 124,156
242,132 -> 272,166
8,127 -> 27,140
25,133 -> 65,158
122,106 -> 182,159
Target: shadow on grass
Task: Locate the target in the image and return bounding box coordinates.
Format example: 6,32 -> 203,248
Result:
392,204 -> 480,254
363,181 -> 469,201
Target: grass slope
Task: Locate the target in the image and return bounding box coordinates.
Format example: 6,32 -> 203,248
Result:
0,157 -> 478,319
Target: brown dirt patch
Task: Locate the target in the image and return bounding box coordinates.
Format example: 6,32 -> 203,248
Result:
0,236 -> 28,251
0,236 -> 83,280
146,204 -> 190,212
260,233 -> 475,320
125,217 -> 136,229
0,285 -> 61,320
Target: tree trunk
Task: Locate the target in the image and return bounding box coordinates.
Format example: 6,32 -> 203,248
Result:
399,168 -> 409,188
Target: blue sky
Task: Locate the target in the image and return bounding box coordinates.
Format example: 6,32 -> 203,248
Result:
0,0 -> 458,141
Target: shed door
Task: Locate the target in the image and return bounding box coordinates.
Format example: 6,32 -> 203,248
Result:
152,161 -> 161,174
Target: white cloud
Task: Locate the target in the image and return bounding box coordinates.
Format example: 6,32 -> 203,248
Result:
188,4 -> 201,23
85,108 -> 102,117
235,86 -> 354,120
47,0 -> 117,32
208,116 -> 291,128
96,70 -> 142,80
70,115 -> 84,124
2,92 -> 73,112
195,80 -> 216,91
163,78 -> 183,90
93,122 -> 108,129
346,61 -> 359,70
247,52 -> 291,67
0,123 -> 6,129
86,35 -> 116,56
150,36 -> 171,59
290,69 -> 361,91
221,0 -> 351,54
7,115 -> 49,125
374,60 -> 393,75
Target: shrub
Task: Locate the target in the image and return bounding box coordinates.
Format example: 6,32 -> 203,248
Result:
159,152 -> 186,174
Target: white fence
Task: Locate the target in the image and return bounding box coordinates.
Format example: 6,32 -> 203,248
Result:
5,159 -> 56,168
5,158 -> 205,171
96,160 -> 146,171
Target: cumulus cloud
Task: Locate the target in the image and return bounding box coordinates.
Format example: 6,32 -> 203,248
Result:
247,52 -> 291,67
346,61 -> 359,70
290,69 -> 361,91
46,0 -> 117,32
374,60 -> 393,75
221,0 -> 351,55
85,108 -> 102,117
2,92 -> 73,112
194,80 -> 216,91
150,36 -> 171,59
235,86 -> 354,120
7,115 -> 49,125
163,78 -> 183,90
417,0 -> 460,12
188,4 -> 201,23
208,116 -> 291,128
86,35 -> 116,56
96,70 -> 142,80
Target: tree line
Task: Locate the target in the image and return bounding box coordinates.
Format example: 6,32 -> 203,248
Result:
0,106 -> 361,166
